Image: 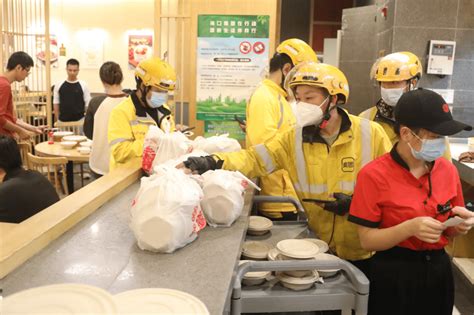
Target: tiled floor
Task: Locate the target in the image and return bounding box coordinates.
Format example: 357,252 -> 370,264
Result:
57,164 -> 96,199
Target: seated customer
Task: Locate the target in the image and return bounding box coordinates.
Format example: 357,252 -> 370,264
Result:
0,135 -> 59,223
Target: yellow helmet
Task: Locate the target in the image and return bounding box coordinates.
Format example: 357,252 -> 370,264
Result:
135,57 -> 177,91
286,62 -> 349,104
276,38 -> 318,66
372,51 -> 422,82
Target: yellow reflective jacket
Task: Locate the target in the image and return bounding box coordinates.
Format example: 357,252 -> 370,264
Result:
108,93 -> 175,170
246,79 -> 298,216
359,105 -> 452,160
217,109 -> 392,260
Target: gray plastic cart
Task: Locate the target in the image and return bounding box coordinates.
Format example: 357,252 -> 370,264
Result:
231,196 -> 369,315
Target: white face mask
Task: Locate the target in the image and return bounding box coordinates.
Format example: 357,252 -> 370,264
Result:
381,87 -> 405,106
294,96 -> 328,127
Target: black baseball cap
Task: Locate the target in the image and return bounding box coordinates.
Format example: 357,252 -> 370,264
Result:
394,88 -> 472,136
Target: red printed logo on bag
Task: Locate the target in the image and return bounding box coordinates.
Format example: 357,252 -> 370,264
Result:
241,180 -> 249,189
192,205 -> 207,232
142,146 -> 156,174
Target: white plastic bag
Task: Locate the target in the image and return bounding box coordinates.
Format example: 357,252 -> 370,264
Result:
152,131 -> 193,167
159,149 -> 210,170
192,134 -> 241,154
142,126 -> 165,174
200,170 -> 250,227
130,166 -> 206,253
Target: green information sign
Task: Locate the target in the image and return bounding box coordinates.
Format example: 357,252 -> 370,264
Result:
197,15 -> 269,38
196,14 -> 270,134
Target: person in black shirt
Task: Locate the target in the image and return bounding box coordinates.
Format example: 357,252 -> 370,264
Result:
53,58 -> 91,123
0,135 -> 59,223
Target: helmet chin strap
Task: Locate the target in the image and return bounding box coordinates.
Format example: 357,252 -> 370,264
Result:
318,98 -> 336,130
140,85 -> 150,107
280,67 -> 287,90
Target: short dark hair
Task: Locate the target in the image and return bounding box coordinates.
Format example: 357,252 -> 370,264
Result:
0,135 -> 22,171
99,61 -> 123,85
269,53 -> 293,73
66,58 -> 80,67
6,51 -> 34,71
394,123 -> 421,136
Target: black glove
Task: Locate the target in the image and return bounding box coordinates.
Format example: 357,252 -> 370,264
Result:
182,156 -> 223,175
323,193 -> 352,216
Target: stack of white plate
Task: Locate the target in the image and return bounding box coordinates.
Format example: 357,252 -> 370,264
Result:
275,239 -> 320,277
247,216 -> 273,236
114,288 -> 209,314
239,260 -> 271,286
3,284 -> 210,314
276,270 -> 319,291
2,283 -> 117,314
313,252 -> 342,277
241,241 -> 272,260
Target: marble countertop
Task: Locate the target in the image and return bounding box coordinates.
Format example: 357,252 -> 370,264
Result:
0,182 -> 254,315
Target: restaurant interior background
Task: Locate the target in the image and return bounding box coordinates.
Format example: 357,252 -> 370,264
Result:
1,1 -> 473,312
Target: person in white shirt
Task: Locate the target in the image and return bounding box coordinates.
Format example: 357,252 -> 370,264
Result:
87,61 -> 128,176
53,58 -> 91,123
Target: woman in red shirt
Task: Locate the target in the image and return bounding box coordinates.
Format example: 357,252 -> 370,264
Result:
349,89 -> 474,315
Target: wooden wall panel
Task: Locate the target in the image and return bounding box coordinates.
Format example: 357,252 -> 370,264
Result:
155,0 -> 279,136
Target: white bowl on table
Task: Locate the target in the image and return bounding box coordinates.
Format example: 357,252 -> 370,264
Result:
78,147 -> 91,155
79,140 -> 93,148
53,131 -> 73,141
63,135 -> 87,143
59,141 -> 77,149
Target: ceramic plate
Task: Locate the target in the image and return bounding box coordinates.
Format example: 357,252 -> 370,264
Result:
80,140 -> 93,147
114,288 -> 209,314
248,216 -> 273,231
3,283 -> 116,314
304,238 -> 329,253
314,253 -> 341,276
242,241 -> 273,259
267,248 -> 280,261
63,135 -> 87,142
53,131 -> 73,137
239,260 -> 271,279
276,270 -> 319,285
276,239 -> 319,259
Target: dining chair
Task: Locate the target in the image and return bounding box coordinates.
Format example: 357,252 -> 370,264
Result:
27,153 -> 69,196
17,141 -> 33,169
54,120 -> 83,135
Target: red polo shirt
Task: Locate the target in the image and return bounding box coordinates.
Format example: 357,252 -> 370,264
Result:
0,76 -> 16,137
349,144 -> 464,251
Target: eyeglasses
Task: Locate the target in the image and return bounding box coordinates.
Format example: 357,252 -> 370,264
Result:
22,67 -> 31,74
410,130 -> 442,142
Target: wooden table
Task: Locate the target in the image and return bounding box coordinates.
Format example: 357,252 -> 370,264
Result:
35,141 -> 90,193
